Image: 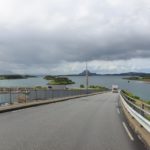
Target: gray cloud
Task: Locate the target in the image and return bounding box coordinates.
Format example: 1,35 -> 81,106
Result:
0,0 -> 150,74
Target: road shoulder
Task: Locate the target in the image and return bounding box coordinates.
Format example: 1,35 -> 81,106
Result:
120,95 -> 150,150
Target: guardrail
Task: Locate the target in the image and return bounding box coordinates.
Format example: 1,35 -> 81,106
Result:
120,90 -> 150,133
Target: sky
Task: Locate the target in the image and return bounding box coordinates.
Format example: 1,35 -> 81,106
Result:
0,0 -> 150,75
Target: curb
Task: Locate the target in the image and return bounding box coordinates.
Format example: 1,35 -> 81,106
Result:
0,92 -> 106,113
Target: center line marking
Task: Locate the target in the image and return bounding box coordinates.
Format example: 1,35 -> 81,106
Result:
122,122 -> 134,141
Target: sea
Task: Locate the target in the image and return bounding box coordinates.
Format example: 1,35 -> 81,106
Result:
0,76 -> 149,101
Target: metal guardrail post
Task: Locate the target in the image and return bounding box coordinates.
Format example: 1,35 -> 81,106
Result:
35,89 -> 38,100
51,89 -> 54,99
45,89 -> 47,100
9,88 -> 13,105
141,103 -> 145,117
86,89 -> 88,95
25,91 -> 27,103
67,90 -> 69,97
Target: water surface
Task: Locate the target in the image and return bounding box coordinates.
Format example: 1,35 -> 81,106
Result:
0,76 -> 149,100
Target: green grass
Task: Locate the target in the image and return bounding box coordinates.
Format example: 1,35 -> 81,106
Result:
122,90 -> 150,111
145,115 -> 150,121
88,85 -> 109,91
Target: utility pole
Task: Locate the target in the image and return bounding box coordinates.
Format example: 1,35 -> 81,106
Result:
86,61 -> 89,94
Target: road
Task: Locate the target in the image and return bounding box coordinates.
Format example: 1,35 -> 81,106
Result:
0,92 -> 146,150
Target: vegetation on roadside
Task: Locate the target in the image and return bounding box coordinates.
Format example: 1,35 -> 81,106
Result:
122,90 -> 141,100
80,84 -> 109,91
122,90 -> 150,110
88,85 -> 109,91
80,84 -> 85,88
122,90 -> 150,121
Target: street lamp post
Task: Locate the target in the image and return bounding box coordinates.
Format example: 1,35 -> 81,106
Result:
86,61 -> 89,94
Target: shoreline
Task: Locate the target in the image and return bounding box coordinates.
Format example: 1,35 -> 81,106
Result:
123,78 -> 150,83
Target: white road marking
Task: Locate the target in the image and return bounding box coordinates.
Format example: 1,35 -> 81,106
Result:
122,122 -> 134,141
117,108 -> 120,114
138,135 -> 142,141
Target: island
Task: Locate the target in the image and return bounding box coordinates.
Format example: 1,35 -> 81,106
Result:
44,76 -> 75,89
44,76 -> 75,85
78,70 -> 98,76
123,76 -> 150,82
0,75 -> 36,80
48,77 -> 75,85
44,75 -> 55,80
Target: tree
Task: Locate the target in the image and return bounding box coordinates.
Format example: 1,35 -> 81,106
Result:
80,84 -> 85,88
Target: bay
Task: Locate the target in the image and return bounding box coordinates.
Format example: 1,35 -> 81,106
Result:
0,76 -> 149,101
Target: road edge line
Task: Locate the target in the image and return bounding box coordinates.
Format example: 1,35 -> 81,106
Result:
122,122 -> 134,141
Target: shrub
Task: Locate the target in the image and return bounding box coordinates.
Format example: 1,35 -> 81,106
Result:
80,84 -> 85,88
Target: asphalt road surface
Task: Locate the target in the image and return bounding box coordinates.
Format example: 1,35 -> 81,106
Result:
0,92 -> 146,150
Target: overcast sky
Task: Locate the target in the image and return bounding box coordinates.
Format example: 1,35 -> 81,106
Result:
0,0 -> 150,75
